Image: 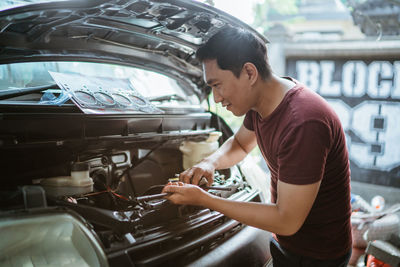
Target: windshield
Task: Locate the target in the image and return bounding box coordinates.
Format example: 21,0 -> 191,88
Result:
0,61 -> 195,105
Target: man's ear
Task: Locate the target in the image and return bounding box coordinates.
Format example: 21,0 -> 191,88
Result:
242,63 -> 258,85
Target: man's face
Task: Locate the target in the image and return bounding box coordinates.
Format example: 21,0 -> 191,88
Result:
203,59 -> 252,116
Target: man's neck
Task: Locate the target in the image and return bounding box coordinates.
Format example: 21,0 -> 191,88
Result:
253,75 -> 295,119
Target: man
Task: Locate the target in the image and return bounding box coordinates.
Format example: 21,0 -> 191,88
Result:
163,26 -> 352,266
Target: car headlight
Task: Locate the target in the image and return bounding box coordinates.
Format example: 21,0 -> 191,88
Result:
0,212 -> 108,267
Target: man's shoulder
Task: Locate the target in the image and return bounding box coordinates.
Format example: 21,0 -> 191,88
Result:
287,85 -> 338,125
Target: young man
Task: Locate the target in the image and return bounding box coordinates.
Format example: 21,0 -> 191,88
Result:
163,26 -> 352,266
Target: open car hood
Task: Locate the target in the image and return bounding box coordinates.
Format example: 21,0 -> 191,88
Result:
0,0 -> 268,101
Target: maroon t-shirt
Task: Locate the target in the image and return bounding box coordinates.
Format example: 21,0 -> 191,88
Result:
243,80 -> 352,259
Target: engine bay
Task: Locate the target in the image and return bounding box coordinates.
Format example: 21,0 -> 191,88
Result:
0,132 -> 261,266
43,145 -> 245,234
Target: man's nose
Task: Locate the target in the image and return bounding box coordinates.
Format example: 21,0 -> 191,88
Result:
212,88 -> 223,103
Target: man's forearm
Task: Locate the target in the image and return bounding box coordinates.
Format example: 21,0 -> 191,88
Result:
205,136 -> 249,170
200,194 -> 298,236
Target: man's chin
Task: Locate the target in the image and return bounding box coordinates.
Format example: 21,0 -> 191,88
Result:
228,106 -> 246,117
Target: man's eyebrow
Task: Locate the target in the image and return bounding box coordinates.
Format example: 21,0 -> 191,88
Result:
206,78 -> 218,85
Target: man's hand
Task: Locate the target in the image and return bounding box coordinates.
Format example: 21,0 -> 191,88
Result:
180,125 -> 257,186
162,182 -> 211,206
179,159 -> 216,186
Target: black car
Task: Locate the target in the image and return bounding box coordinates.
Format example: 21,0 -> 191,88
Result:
0,1 -> 271,266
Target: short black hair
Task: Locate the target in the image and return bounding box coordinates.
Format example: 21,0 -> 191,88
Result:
196,26 -> 272,80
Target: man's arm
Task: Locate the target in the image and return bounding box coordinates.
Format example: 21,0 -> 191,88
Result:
163,179 -> 321,236
180,124 -> 257,185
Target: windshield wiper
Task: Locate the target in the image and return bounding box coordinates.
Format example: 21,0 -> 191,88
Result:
148,94 -> 186,102
0,83 -> 60,100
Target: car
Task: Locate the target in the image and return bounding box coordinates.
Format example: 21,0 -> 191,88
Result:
0,0 -> 271,266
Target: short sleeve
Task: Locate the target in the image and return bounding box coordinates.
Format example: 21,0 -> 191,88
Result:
278,121 -> 332,185
243,110 -> 255,131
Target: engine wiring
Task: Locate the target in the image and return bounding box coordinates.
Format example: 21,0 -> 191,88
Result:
83,185 -> 130,201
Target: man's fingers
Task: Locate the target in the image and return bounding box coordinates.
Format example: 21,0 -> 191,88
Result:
163,184 -> 178,193
207,176 -> 214,186
162,182 -> 185,193
180,169 -> 193,184
163,184 -> 188,204
191,171 -> 204,185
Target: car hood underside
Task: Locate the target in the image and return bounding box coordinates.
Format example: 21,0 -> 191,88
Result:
0,0 -> 268,101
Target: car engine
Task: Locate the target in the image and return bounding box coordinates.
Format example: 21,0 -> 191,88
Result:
0,132 -> 264,266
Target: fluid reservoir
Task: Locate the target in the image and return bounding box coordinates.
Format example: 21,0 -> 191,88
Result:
40,162 -> 94,197
179,131 -> 222,170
